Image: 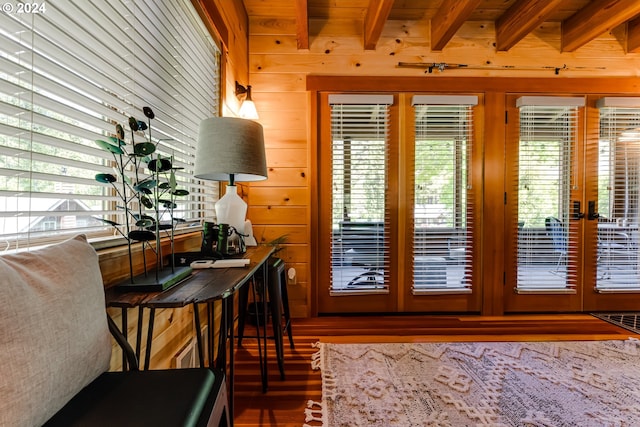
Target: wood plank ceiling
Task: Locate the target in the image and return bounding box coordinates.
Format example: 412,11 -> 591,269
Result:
245,0 -> 640,54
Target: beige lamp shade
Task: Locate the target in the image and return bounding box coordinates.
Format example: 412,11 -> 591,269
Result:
194,117 -> 268,183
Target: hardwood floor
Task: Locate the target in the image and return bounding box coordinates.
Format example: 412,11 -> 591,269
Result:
232,314 -> 635,427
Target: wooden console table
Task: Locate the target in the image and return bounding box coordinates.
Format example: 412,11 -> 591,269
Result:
105,245 -> 275,425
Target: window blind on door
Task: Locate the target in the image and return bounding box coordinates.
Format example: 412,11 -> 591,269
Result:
0,0 -> 220,251
596,97 -> 640,290
328,94 -> 392,294
515,97 -> 583,291
411,95 -> 477,294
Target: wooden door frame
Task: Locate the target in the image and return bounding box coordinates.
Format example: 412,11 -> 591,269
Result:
315,92 -> 399,314
503,93 -> 585,313
315,91 -> 484,314
400,93 -> 484,313
308,76 -> 640,317
583,95 -> 640,311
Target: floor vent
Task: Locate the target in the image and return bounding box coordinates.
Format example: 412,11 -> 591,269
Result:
592,312 -> 640,334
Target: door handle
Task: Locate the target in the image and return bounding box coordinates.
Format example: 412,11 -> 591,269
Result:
573,200 -> 585,220
588,200 -> 600,220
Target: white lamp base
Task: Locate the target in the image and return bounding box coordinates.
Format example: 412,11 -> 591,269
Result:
215,185 -> 246,235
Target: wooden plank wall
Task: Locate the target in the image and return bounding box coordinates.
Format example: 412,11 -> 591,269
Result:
216,1 -> 640,318
202,1 -> 312,318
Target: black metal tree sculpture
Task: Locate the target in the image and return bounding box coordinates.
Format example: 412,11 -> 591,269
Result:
94,106 -> 192,291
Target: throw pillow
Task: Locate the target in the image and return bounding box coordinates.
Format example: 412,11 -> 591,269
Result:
0,235 -> 111,427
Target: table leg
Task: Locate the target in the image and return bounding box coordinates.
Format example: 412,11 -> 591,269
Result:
135,306 -> 143,363
260,262 -> 269,391
121,308 -> 128,371
227,296 -> 235,425
207,302 -> 215,368
212,297 -> 235,425
215,300 -> 227,369
144,307 -> 155,370
193,303 -> 204,368
250,278 -> 267,392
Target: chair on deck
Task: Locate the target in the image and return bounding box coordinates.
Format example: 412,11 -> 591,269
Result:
597,222 -> 633,278
545,216 -> 567,273
338,221 -> 385,288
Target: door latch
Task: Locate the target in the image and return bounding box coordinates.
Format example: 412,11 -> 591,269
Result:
572,200 -> 585,220
588,200 -> 600,220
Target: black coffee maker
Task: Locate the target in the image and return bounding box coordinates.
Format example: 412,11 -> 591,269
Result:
200,222 -> 219,256
201,222 -> 246,257
217,223 -> 246,256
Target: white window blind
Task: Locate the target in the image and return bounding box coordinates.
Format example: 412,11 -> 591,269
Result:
0,0 -> 219,251
328,94 -> 392,294
596,98 -> 640,290
515,98 -> 582,291
412,96 -> 477,294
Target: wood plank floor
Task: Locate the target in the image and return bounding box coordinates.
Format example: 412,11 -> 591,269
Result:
232,314 -> 635,427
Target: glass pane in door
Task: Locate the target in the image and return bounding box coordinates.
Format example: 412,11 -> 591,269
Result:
596,106 -> 640,290
329,100 -> 390,294
412,102 -> 475,294
516,105 -> 579,291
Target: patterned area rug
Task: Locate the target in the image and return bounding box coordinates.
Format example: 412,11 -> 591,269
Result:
305,339 -> 640,427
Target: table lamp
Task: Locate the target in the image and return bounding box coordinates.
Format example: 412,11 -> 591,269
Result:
194,117 -> 267,236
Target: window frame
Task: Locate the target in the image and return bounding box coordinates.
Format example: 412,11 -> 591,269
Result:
0,0 -> 220,251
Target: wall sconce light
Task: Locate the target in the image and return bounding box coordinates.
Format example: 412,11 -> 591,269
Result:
235,81 -> 259,120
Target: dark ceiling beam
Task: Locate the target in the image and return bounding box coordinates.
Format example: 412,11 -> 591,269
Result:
562,0 -> 640,52
431,0 -> 482,51
627,16 -> 640,52
363,0 -> 395,50
295,0 -> 309,49
495,0 -> 564,51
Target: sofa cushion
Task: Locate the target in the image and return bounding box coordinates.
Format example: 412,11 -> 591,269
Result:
43,368 -> 220,427
0,235 -> 111,427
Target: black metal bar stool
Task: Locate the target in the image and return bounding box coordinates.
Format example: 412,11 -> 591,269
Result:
237,257 -> 294,381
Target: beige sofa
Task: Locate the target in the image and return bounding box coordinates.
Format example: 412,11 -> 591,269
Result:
0,235 -> 229,427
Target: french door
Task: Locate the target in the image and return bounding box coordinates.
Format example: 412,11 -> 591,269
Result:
317,93 -> 481,314
583,97 -> 640,311
505,95 -> 640,312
